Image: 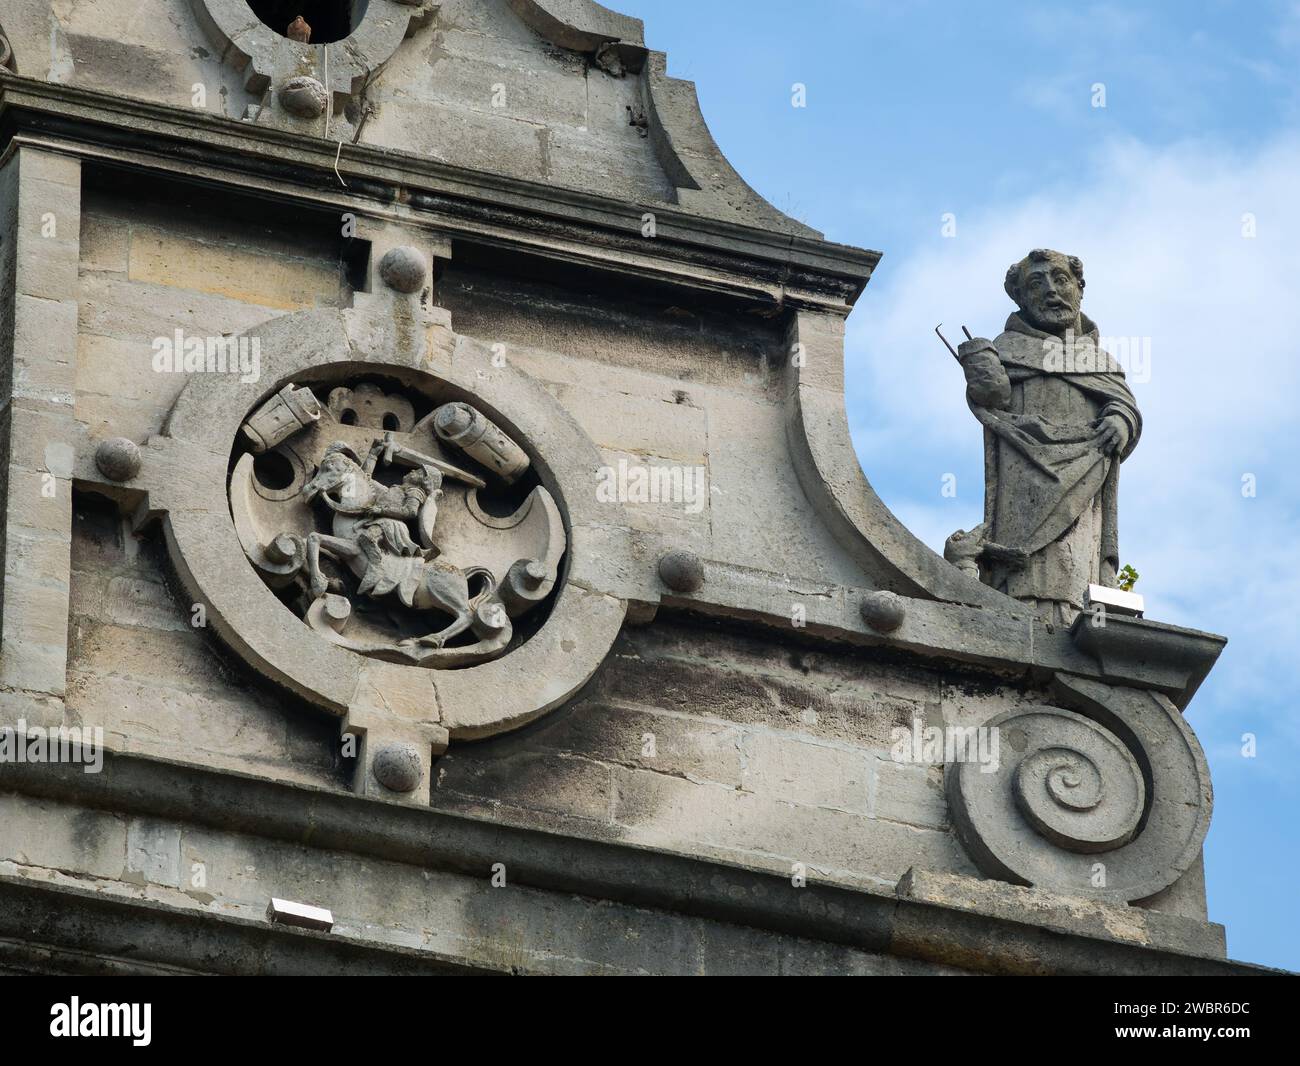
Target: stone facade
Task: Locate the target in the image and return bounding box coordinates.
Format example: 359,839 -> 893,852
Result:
0,1 -> 1273,975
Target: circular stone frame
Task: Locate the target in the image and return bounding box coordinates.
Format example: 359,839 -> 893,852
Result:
153,305 -> 626,741
191,0 -> 430,98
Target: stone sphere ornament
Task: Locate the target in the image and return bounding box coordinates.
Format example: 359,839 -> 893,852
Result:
658,550 -> 705,593
372,744 -> 424,793
94,437 -> 142,482
378,246 -> 429,294
860,590 -> 906,632
278,76 -> 328,118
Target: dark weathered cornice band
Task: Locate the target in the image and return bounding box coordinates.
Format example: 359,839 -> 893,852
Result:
0,74 -> 878,310
0,750 -> 1273,976
0,875 -> 495,976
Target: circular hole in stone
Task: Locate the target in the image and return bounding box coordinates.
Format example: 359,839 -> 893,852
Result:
253,449 -> 297,491
382,413 -> 401,431
246,0 -> 370,46
339,408 -> 358,426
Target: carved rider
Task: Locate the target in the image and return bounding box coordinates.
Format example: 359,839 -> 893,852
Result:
300,439 -> 443,602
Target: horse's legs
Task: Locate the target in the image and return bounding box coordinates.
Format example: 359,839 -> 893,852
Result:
306,533 -> 359,598
408,569 -> 475,648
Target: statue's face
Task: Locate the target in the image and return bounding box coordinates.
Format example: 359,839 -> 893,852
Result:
1016,256 -> 1081,331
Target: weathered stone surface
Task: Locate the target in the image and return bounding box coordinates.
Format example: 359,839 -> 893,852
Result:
658,549 -> 704,593
0,0 -> 1246,977
895,868 -> 1226,960
377,246 -> 429,294
947,251 -> 1140,625
278,76 -> 327,119
372,744 -> 425,793
93,436 -> 141,482
861,589 -> 906,632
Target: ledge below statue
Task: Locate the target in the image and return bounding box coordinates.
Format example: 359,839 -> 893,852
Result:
1070,611 -> 1226,708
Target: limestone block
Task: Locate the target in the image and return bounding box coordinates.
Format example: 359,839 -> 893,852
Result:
417,34 -> 589,131
126,818 -> 182,888
435,750 -> 613,823
739,730 -> 871,813
10,295 -> 77,405
77,274 -> 285,345
519,699 -> 744,786
609,765 -> 976,884
127,227 -> 339,310
78,213 -> 130,275
547,122 -> 675,203
0,796 -> 126,881
14,185 -> 81,301
554,383 -> 707,462
375,99 -> 549,178
875,759 -> 949,830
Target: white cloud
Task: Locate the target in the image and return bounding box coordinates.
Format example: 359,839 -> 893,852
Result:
845,133 -> 1300,764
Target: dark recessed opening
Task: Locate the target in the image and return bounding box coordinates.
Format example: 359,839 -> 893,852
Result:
253,450 -> 297,491
247,0 -> 369,45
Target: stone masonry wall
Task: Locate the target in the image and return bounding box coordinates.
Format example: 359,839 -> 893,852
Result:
429,616 -> 1041,891
46,171 -> 1208,946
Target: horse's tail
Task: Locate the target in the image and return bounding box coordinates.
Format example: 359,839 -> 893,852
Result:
464,567 -> 497,607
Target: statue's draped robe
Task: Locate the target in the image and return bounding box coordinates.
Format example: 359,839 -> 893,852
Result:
975,313 -> 1141,622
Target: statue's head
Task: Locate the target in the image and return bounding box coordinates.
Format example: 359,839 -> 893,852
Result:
1004,249 -> 1084,333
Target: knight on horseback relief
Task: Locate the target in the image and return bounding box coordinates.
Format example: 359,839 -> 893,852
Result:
229,380 -> 566,668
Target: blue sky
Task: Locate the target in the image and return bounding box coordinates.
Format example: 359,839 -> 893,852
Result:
617,0 -> 1300,970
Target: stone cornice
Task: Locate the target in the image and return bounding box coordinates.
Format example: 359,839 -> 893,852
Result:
0,875 -> 492,975
0,750 -> 1278,976
0,73 -> 875,311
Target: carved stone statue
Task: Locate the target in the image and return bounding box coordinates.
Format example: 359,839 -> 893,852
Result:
944,249 -> 1141,623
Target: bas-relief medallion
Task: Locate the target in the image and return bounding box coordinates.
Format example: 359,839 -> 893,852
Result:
231,379 -> 564,668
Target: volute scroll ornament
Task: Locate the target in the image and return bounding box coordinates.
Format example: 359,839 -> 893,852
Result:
946,675 -> 1212,903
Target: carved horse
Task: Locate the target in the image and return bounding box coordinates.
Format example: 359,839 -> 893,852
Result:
299,442 -> 498,648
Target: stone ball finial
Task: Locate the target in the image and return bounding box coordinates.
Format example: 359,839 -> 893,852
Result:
372,744 -> 423,793
378,246 -> 429,294
94,437 -> 142,483
658,550 -> 705,594
860,590 -> 906,632
278,75 -> 328,118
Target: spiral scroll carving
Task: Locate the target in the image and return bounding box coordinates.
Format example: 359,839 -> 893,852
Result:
1013,734 -> 1145,853
946,678 -> 1212,902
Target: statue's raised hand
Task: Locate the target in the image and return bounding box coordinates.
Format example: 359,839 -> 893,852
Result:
957,337 -> 1011,410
